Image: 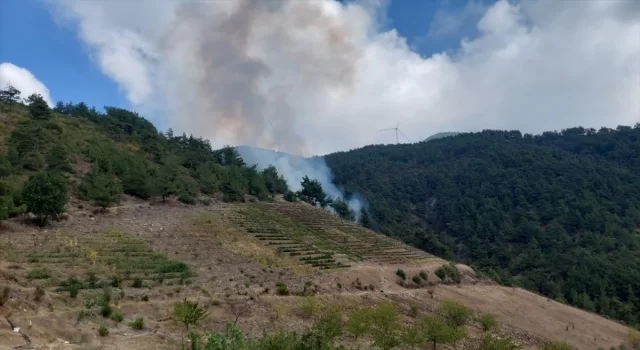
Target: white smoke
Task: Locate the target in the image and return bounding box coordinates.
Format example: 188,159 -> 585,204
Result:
47,0 -> 640,156
237,146 -> 363,218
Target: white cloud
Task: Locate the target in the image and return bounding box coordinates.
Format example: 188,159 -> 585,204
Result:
48,0 -> 640,156
0,63 -> 54,107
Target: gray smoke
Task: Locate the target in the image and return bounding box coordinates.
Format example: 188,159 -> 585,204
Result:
159,0 -> 361,156
237,146 -> 364,219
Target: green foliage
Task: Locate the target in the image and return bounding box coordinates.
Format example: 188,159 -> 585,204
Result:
412,275 -> 422,284
22,171 -> 67,226
477,313 -> 497,331
27,267 -> 51,280
100,302 -> 112,318
311,304 -> 343,343
0,84 -> 21,104
110,312 -> 123,323
174,298 -> 209,331
178,192 -> 197,205
395,269 -> 406,281
345,307 -> 372,339
325,127 -> 640,324
419,270 -> 428,281
298,176 -> 331,207
438,300 -> 473,327
98,324 -> 109,337
0,286 -> 9,306
299,296 -> 320,319
369,302 -> 402,350
77,168 -> 123,208
275,281 -> 289,296
128,317 -> 144,330
26,93 -> 51,120
479,333 -> 520,350
283,190 -> 297,202
435,263 -> 461,283
331,199 -> 354,221
46,144 -> 72,173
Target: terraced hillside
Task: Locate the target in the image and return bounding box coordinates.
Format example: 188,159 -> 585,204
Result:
0,199 -> 636,350
227,202 -> 437,271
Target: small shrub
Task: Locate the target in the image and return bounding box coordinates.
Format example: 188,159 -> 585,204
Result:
477,313 -> 497,331
275,281 -> 289,296
86,272 -> 98,288
395,269 -> 407,281
346,307 -> 372,339
111,275 -> 122,288
0,286 -> 9,306
131,278 -> 143,288
178,192 -> 196,205
210,299 -> 221,307
412,275 -> 422,284
141,295 -> 149,302
435,267 -> 447,280
100,303 -> 112,318
98,324 -> 109,337
129,317 -> 144,330
337,282 -> 342,289
173,298 -> 208,331
110,312 -> 123,323
27,268 -> 51,280
419,270 -> 428,281
199,198 -> 211,206
69,284 -> 80,298
409,304 -> 419,318
479,333 -> 519,350
299,296 -> 320,319
33,285 -> 45,302
438,300 -> 473,327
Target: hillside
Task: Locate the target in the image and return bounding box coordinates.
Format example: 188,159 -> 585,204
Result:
325,127 -> 640,327
0,94 -> 638,349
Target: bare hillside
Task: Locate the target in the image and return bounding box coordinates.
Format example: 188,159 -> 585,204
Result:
0,199 -> 635,349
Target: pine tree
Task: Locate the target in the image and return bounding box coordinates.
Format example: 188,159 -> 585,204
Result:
22,171 -> 68,226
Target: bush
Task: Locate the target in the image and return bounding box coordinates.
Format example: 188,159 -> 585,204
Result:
77,168 -> 123,208
98,324 -> 109,337
299,296 -> 320,319
100,303 -> 112,318
479,333 -> 519,350
412,275 -> 422,284
346,307 -> 372,339
27,268 -> 51,280
110,312 -> 123,323
395,269 -> 407,281
438,300 -> 473,327
178,192 -> 196,205
22,171 -> 68,226
69,284 -> 80,298
312,304 -> 343,342
370,302 -> 401,350
477,313 -> 497,331
419,270 -> 428,281
131,278 -> 143,288
129,317 -> 144,330
173,298 -> 208,331
275,281 -> 289,296
0,286 -> 9,306
141,295 -> 149,302
33,285 -> 45,302
435,267 -> 446,280
435,263 -> 461,282
111,275 -> 123,288
283,190 -> 297,202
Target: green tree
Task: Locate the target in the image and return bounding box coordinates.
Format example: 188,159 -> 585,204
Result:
25,93 -> 50,119
370,302 -> 402,350
0,85 -> 21,105
331,199 -> 354,221
46,144 -> 72,173
312,304 -> 343,344
346,307 -> 373,339
438,300 -> 473,327
420,316 -> 462,350
77,168 -> 123,208
298,176 -> 331,207
22,171 -> 67,226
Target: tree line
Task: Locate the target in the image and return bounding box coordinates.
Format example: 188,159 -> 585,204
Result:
325,125 -> 640,327
0,85 -> 290,226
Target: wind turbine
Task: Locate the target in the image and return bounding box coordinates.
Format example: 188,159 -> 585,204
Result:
378,121 -> 411,144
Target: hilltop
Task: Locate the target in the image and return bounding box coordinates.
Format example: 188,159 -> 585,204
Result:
325,127 -> 640,327
0,93 -> 638,349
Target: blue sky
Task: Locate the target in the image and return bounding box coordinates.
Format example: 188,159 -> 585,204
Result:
0,0 -> 481,113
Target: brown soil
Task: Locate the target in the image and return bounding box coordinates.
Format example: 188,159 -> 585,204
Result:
0,199 -> 634,349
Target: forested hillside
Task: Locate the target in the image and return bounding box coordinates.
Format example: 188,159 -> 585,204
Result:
325,126 -> 640,326
0,86 -> 289,225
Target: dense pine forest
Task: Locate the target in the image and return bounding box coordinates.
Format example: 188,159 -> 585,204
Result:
325,126 -> 640,326
0,87 -> 289,226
